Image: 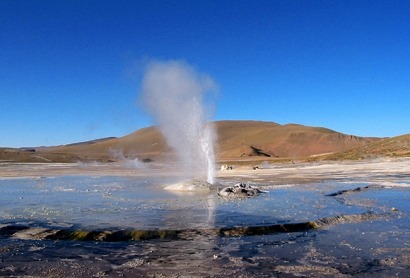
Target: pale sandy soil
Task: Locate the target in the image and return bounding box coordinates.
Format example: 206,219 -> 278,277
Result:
218,157 -> 410,185
1,158 -> 408,185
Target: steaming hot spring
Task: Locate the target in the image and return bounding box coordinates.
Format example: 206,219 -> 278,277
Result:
164,178 -> 216,192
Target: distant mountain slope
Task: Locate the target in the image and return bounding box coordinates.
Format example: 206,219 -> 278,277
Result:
44,126 -> 169,159
38,120 -> 379,161
322,133 -> 410,160
1,120 -> 390,163
214,120 -> 377,159
65,137 -> 117,146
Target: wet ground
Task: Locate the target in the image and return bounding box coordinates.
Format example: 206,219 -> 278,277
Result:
0,158 -> 409,277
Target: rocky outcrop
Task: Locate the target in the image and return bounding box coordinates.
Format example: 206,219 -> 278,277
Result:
218,183 -> 267,198
220,164 -> 233,170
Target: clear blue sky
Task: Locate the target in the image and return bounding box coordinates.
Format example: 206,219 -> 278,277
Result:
1,0 -> 409,147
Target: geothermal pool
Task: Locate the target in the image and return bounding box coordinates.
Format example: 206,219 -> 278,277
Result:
0,159 -> 409,277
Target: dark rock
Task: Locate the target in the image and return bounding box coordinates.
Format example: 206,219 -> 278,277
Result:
219,183 -> 267,198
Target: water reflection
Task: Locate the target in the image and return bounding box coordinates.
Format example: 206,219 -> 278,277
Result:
0,173 -> 409,277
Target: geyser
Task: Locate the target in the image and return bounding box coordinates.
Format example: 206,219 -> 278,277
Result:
140,60 -> 217,184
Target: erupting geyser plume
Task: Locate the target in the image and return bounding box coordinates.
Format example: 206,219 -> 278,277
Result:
140,60 -> 217,184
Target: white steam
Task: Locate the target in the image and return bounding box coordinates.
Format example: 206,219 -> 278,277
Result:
140,60 -> 217,183
109,148 -> 145,169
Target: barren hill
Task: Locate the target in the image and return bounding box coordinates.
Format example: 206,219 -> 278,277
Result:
214,120 -> 377,159
322,133 -> 410,160
0,120 -> 384,163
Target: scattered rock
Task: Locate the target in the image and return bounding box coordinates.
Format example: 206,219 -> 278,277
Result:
220,164 -> 233,170
326,186 -> 372,197
218,183 -> 267,198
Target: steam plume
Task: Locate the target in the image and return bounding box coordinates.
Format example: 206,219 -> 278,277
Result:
140,60 -> 217,183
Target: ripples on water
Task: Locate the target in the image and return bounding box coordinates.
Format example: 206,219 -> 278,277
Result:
0,174 -> 409,277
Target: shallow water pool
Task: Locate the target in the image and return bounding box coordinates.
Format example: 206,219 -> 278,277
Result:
0,162 -> 409,277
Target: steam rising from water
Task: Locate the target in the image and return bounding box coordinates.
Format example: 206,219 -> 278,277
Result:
140,60 -> 217,184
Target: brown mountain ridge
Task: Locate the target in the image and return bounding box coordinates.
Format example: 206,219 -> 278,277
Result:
1,120 -> 406,163
321,133 -> 410,160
